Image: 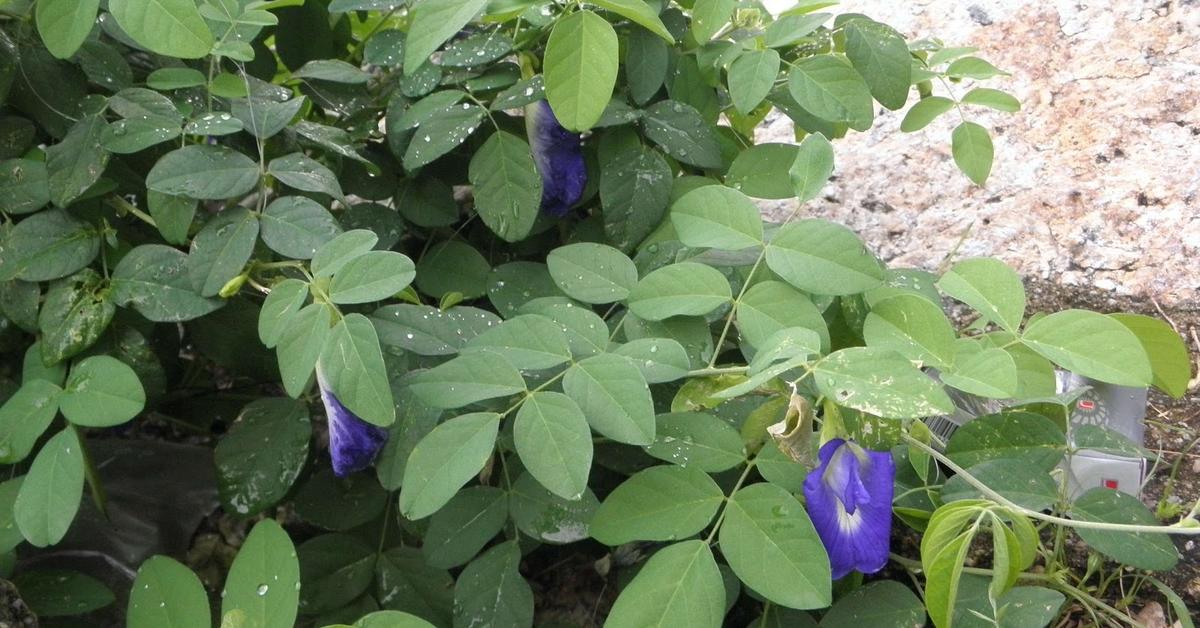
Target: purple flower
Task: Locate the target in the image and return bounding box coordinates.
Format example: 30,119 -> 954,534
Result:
802,438 -> 895,579
317,372 -> 388,476
526,100 -> 586,216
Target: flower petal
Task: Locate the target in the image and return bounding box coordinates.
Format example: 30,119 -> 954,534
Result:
319,379 -> 388,476
803,440 -> 895,579
526,100 -> 586,216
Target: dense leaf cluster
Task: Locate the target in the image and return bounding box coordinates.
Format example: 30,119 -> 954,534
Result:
0,0 -> 1194,627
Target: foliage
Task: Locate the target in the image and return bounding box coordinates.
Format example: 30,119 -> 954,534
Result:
0,0 -> 1196,627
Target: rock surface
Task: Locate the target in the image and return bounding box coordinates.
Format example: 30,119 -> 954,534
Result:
758,0 -> 1200,310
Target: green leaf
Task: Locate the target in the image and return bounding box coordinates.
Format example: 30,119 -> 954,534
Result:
900,96 -> 956,132
1071,488 -> 1179,571
1110,313 -> 1192,397
58,356 -> 145,427
787,55 -> 874,130
0,478 -> 25,552
260,196 -> 341,260
0,380 -> 62,464
486,262 -> 561,315
815,347 -> 954,418
109,0 -> 214,59
941,342 -> 1019,398
0,159 -> 50,215
14,428 -> 83,547
462,314 -> 571,370
36,0 -> 100,59
729,49 -> 780,115
937,257 -> 1025,333
232,96 -> 306,140
604,540 -> 725,628
508,471 -> 599,543
737,281 -> 830,352
1022,309 -> 1152,386
544,10 -> 619,132
294,470 -> 388,531
215,398 -> 310,517
421,486 -> 507,568
590,465 -> 723,545
671,185 -> 763,249
408,352 -> 525,408
515,392 -> 592,500
329,251 -> 416,304
625,28 -> 668,105
599,145 -> 673,251
952,577 -> 1064,628
944,412 -> 1066,471
946,56 -> 1008,80
563,353 -> 656,445
645,412 -> 745,472
520,297 -> 609,358
128,556 -> 209,628
720,482 -> 830,609
940,460 -> 1058,512
614,338 -> 691,384
469,131 -> 542,242
146,191 -> 195,245
960,87 -> 1020,112
863,293 -> 957,368
297,534 -> 376,614
276,303 -> 332,397
691,0 -> 734,42
628,262 -> 731,321
147,145 -> 259,200
268,153 -> 344,199
402,102 -> 484,170
412,240 -> 489,299
146,67 -> 207,90
398,412 -> 499,519
186,208 -> 259,297
819,580 -> 923,626
766,219 -> 884,295
46,115 -> 108,208
312,229 -> 379,278
101,116 -> 182,154
951,121 -> 993,185
642,100 -> 723,168
258,277 -> 307,345
591,0 -> 673,42
0,209 -> 99,283
371,304 -> 500,356
37,269 -> 115,365
293,59 -> 370,84
924,524 -> 977,628
373,547 -> 454,623
843,19 -> 911,110
221,519 -> 300,628
13,569 -> 113,617
725,143 -> 798,200
111,245 -> 222,322
404,0 -> 488,72
762,12 -> 830,47
547,243 -> 638,304
452,542 -> 534,628
1073,425 -> 1151,459
789,131 -> 836,203
440,31 -> 512,67
319,314 -> 395,426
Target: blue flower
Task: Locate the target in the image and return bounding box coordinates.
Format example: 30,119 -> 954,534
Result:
526,100 -> 586,216
317,372 -> 389,477
802,438 -> 895,579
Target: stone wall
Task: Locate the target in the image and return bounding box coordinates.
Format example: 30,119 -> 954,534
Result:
758,0 -> 1200,309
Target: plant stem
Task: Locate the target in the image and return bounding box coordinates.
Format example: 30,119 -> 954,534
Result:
704,459 -> 758,544
707,249 -> 766,368
902,434 -> 1200,535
